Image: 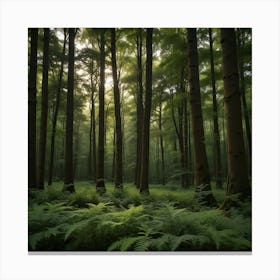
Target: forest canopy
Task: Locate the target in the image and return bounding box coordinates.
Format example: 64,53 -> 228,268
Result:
28,28 -> 252,251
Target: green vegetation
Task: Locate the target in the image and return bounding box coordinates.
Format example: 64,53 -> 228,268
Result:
29,182 -> 251,251
28,28 -> 251,251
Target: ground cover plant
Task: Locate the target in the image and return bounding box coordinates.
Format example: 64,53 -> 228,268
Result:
29,182 -> 251,251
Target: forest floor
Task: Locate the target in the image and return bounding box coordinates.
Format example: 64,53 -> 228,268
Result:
28,182 -> 251,251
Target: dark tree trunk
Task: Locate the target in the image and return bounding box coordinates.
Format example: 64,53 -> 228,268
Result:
135,29 -> 144,188
63,28 -> 75,193
37,28 -> 50,190
139,28 -> 153,195
112,129 -> 116,181
158,90 -> 166,185
28,28 -> 38,189
73,120 -> 80,178
187,107 -> 194,185
171,96 -> 185,188
183,91 -> 189,187
88,74 -> 97,181
96,30 -> 106,193
237,28 -> 252,175
48,29 -> 67,186
88,102 -> 93,179
187,28 -> 216,206
220,28 -> 250,208
208,28 -> 222,189
111,28 -> 123,189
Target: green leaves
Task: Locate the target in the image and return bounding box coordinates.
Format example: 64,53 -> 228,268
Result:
29,185 -> 251,251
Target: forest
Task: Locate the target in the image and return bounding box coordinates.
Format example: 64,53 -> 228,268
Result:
28,28 -> 252,251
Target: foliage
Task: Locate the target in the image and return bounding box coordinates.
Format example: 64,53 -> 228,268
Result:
29,182 -> 251,251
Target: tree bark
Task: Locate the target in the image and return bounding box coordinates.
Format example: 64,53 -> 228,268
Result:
63,28 -> 75,192
208,28 -> 222,189
88,74 -> 97,181
158,90 -> 166,185
187,28 -> 216,206
48,29 -> 67,186
28,28 -> 38,189
135,29 -> 144,188
237,28 -> 252,175
111,28 -> 123,189
96,29 -> 106,193
37,28 -> 50,190
220,28 -> 250,206
139,28 -> 153,194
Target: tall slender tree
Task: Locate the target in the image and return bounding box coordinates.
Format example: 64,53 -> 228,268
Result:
63,28 -> 76,192
139,28 -> 153,194
48,29 -> 67,186
187,28 -> 216,206
111,28 -> 123,189
28,28 -> 38,189
220,28 -> 249,208
88,73 -> 97,181
96,29 -> 106,193
208,28 -> 222,188
135,29 -> 144,187
237,28 -> 252,172
37,28 -> 50,189
158,89 -> 166,185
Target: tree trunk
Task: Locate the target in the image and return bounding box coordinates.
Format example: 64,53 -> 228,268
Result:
208,28 -> 222,189
187,28 -> 216,206
111,28 -> 123,189
88,74 -> 97,181
88,102 -> 93,179
220,28 -> 249,207
48,29 -> 67,186
237,28 -> 252,175
159,90 -> 166,185
96,30 -> 106,193
171,96 -> 185,188
37,28 -> 50,190
139,28 -> 153,195
183,91 -> 189,187
135,29 -> 144,188
63,28 -> 75,193
28,28 -> 38,189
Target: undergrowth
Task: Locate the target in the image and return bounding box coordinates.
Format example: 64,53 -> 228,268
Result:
28,182 -> 251,251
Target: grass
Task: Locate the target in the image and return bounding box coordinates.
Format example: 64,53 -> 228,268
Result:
28,181 -> 251,251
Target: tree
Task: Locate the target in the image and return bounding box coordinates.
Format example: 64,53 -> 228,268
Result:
96,29 -> 106,193
63,28 -> 76,192
237,28 -> 252,172
28,28 -> 38,189
135,29 -> 144,187
220,28 -> 249,208
208,28 -> 222,188
111,28 -> 123,189
48,29 -> 67,186
139,28 -> 153,194
187,28 -> 216,206
37,28 -> 50,189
